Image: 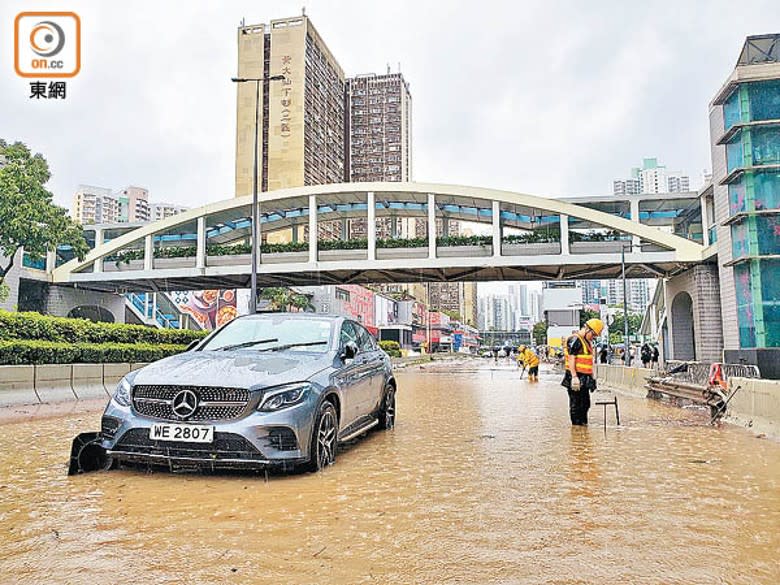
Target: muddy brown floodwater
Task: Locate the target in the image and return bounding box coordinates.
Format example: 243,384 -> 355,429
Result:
0,361 -> 779,584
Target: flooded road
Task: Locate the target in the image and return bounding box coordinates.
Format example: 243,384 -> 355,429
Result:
1,361 -> 779,584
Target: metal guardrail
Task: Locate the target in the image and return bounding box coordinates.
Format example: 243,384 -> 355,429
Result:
663,360 -> 761,387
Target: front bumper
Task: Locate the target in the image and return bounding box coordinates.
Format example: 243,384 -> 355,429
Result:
101,398 -> 315,470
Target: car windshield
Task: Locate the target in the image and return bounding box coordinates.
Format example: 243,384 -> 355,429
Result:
200,317 -> 333,353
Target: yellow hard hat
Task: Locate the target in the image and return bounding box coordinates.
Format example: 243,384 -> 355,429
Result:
585,318 -> 604,336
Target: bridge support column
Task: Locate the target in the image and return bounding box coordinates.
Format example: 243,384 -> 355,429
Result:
428,193 -> 436,259
630,199 -> 641,249
560,214 -> 570,255
309,195 -> 318,263
93,229 -> 104,273
196,216 -> 206,269
492,201 -> 501,257
45,250 -> 57,274
144,235 -> 153,271
367,191 -> 376,261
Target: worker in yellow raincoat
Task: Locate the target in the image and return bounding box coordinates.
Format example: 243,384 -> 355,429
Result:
517,345 -> 541,381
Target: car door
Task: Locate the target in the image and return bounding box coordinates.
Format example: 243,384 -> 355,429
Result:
334,321 -> 369,429
354,323 -> 386,417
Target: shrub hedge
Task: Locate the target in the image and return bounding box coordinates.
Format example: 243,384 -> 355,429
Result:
0,339 -> 186,365
0,311 -> 207,345
110,232 -> 574,264
379,340 -> 402,358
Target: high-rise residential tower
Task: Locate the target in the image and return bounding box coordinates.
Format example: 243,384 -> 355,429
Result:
235,15 -> 346,196
71,185 -> 119,225
613,158 -> 690,195
117,186 -> 150,223
346,72 -> 412,183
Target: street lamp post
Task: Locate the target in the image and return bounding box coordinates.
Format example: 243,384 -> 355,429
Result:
621,241 -> 630,366
231,75 -> 285,313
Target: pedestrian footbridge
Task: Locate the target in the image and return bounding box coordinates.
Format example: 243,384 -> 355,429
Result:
52,182 -> 709,292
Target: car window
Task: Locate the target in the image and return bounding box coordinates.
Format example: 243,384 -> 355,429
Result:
355,323 -> 376,352
340,321 -> 359,349
200,316 -> 333,353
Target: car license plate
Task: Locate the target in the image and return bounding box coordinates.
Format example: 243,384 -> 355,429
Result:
149,423 -> 214,443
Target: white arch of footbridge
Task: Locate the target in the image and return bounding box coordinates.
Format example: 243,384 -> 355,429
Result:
52,182 -> 707,292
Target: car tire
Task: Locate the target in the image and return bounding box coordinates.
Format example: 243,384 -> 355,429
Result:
308,400 -> 338,472
377,384 -> 396,431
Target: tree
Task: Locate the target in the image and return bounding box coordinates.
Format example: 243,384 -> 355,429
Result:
608,310 -> 643,344
442,309 -> 461,322
0,140 -> 88,291
532,321 -> 547,345
579,308 -> 600,327
259,287 -> 312,312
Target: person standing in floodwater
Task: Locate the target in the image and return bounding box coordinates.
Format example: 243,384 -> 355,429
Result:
561,319 -> 603,425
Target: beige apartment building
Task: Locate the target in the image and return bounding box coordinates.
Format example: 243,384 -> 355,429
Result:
71,185 -> 119,225
71,185 -> 186,226
235,15 -> 346,196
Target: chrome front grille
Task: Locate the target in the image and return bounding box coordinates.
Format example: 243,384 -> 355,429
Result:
132,385 -> 249,422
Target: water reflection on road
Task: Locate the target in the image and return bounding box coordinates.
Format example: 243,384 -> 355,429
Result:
0,361 -> 778,584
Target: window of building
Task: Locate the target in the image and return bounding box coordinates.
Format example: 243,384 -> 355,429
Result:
748,79 -> 780,122
754,171 -> 780,210
335,288 -> 350,302
726,140 -> 744,173
750,126 -> 780,167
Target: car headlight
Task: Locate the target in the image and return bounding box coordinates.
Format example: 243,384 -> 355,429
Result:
258,383 -> 311,412
113,377 -> 132,407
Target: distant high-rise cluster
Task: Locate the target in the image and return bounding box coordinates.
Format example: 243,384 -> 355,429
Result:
613,157 -> 690,195
71,184 -> 187,225
477,285 -> 542,331
577,278 -> 652,314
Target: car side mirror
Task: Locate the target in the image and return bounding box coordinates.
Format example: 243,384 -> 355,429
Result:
186,340 -> 200,351
341,341 -> 358,362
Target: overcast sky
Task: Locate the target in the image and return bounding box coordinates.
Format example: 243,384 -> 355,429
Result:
2,0 -> 779,212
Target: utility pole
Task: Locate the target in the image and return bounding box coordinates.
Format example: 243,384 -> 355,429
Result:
622,243 -> 630,365
231,74 -> 285,313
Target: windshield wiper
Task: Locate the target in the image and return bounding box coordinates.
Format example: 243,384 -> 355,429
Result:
258,341 -> 329,352
216,338 -> 279,351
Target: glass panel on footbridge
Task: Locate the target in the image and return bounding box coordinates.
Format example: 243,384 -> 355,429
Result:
151,218 -> 198,270
499,202 -> 561,256
639,196 -> 702,245
374,192 -> 429,258
316,191 -> 368,261
434,194 -> 494,256
261,196 -> 311,249
567,200 -> 632,254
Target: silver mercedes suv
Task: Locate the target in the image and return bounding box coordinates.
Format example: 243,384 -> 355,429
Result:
71,313 -> 396,474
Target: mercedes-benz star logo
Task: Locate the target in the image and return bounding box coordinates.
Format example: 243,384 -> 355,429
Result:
171,389 -> 198,419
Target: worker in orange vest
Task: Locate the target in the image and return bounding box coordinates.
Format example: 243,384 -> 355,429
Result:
561,318 -> 604,425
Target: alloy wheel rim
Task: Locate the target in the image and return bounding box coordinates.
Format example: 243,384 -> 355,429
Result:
317,410 -> 336,468
385,392 -> 395,428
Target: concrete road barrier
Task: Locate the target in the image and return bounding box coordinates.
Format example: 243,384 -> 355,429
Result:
0,365 -> 39,406
726,377 -> 780,440
34,364 -> 77,403
103,363 -> 132,394
72,364 -> 109,400
595,364 -> 654,398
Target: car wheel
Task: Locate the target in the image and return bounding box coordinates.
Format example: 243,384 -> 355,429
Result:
308,400 -> 338,472
377,385 -> 396,430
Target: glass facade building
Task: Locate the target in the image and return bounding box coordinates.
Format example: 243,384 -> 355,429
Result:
714,37 -> 780,350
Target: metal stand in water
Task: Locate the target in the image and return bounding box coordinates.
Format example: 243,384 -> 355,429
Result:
595,396 -> 621,433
